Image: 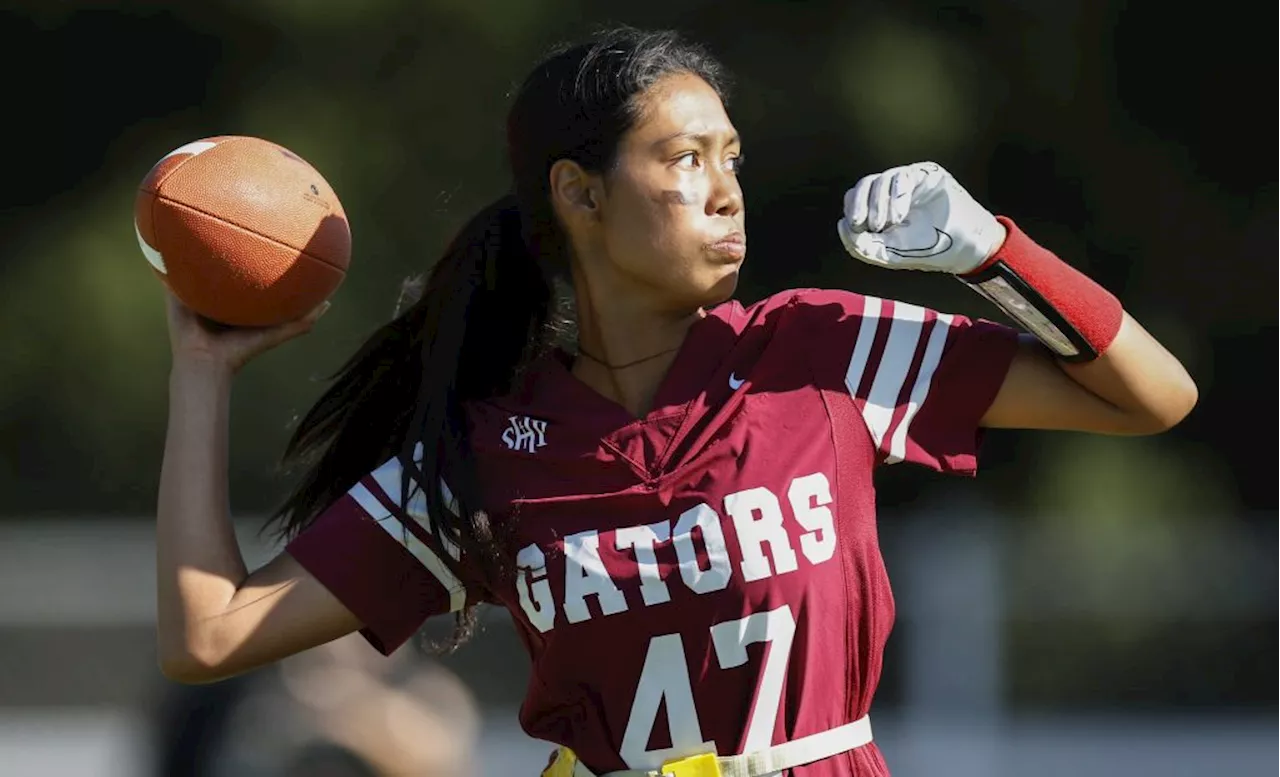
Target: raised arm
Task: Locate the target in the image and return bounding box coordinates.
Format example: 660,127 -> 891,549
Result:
837,161 -> 1196,437
156,294 -> 359,684
980,315 -> 1195,434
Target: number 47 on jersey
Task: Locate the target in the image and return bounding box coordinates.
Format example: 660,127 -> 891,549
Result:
622,604 -> 797,767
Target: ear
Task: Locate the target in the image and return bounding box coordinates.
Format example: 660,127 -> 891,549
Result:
548,159 -> 601,218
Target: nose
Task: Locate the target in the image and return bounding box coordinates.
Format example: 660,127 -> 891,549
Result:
707,165 -> 743,218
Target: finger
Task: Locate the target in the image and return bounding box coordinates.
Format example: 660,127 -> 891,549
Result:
911,161 -> 946,196
843,175 -> 875,232
279,300 -> 332,339
888,168 -> 915,225
302,300 -> 332,326
918,160 -> 944,178
245,300 -> 332,353
867,171 -> 894,232
851,230 -> 891,267
837,217 -> 860,258
839,217 -> 891,267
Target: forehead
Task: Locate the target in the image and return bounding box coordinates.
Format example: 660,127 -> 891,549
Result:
632,72 -> 735,140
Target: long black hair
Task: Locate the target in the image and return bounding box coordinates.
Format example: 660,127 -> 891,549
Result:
269,26 -> 731,648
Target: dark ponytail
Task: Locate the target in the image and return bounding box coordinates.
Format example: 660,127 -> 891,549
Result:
269,25 -> 730,649
269,194 -> 559,645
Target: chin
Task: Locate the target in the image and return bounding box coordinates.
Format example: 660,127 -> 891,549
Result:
701,265 -> 740,306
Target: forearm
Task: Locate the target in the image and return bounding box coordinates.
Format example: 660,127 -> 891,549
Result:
836,162 -> 1196,435
962,215 -> 1196,433
156,358 -> 250,669
1056,312 -> 1197,432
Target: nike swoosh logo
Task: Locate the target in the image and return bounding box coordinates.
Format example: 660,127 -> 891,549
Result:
886,227 -> 953,258
728,373 -> 745,390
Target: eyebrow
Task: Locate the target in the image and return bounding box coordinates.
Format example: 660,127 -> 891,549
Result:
653,130 -> 742,148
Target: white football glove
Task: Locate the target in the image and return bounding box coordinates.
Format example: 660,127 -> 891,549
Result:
837,161 -> 1006,274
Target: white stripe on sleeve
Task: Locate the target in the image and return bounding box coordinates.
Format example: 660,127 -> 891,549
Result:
348,481 -> 391,522
407,442 -> 459,516
369,455 -> 462,560
844,296 -> 883,402
860,302 -> 927,456
352,471 -> 467,612
885,313 -> 954,464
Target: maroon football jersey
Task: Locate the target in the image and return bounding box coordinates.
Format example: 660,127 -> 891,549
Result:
287,289 -> 1019,776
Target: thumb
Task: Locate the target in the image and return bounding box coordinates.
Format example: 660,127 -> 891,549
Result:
851,231 -> 892,267
838,217 -> 892,267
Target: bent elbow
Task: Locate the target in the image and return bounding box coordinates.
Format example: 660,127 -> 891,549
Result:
157,637 -> 233,685
158,652 -> 220,685
1159,371 -> 1199,431
1135,374 -> 1199,435
1170,375 -> 1199,427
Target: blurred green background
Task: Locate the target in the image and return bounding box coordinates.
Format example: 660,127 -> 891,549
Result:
1,0 -> 1272,524
0,1 -> 1273,766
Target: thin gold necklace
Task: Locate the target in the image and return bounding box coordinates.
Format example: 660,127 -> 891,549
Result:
576,344 -> 681,370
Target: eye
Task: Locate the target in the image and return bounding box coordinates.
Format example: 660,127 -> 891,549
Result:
674,151 -> 700,169
727,154 -> 745,175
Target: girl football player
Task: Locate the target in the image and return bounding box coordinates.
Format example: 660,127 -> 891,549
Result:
155,26 -> 1196,777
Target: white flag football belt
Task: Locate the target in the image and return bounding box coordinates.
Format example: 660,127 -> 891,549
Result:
569,715 -> 873,777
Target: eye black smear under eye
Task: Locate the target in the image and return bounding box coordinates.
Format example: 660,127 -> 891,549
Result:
660,189 -> 695,205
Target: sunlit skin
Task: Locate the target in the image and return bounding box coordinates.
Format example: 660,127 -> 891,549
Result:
545,73 -> 1197,432
549,72 -> 745,417
151,59 -> 1195,689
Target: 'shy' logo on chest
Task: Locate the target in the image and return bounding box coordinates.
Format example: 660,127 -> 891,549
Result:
501,415 -> 548,453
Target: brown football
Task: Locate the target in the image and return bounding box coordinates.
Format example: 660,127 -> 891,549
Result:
135,135 -> 351,327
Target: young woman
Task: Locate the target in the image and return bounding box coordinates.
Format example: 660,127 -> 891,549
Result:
155,26 -> 1197,777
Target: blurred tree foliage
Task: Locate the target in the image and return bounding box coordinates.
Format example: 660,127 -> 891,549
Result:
0,0 -> 1273,524
0,0 -> 1273,714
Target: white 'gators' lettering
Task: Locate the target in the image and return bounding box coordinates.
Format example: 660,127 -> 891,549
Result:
615,522 -> 673,606
724,486 -> 799,582
562,530 -> 629,623
514,473 -> 836,632
516,543 -> 556,633
672,502 -> 732,594
789,472 -> 836,564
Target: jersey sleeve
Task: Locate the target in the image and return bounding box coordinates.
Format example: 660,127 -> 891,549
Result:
796,288 -> 1020,475
285,454 -> 479,655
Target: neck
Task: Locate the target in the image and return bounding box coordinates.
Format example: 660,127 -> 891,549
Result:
572,270 -> 704,418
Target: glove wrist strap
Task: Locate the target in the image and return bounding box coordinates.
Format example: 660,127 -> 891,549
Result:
958,217 -> 1123,362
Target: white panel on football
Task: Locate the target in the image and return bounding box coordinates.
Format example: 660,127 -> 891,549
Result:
159,140 -> 218,162
134,221 -> 166,274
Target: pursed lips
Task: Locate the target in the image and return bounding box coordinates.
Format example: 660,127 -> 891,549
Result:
707,231 -> 746,260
